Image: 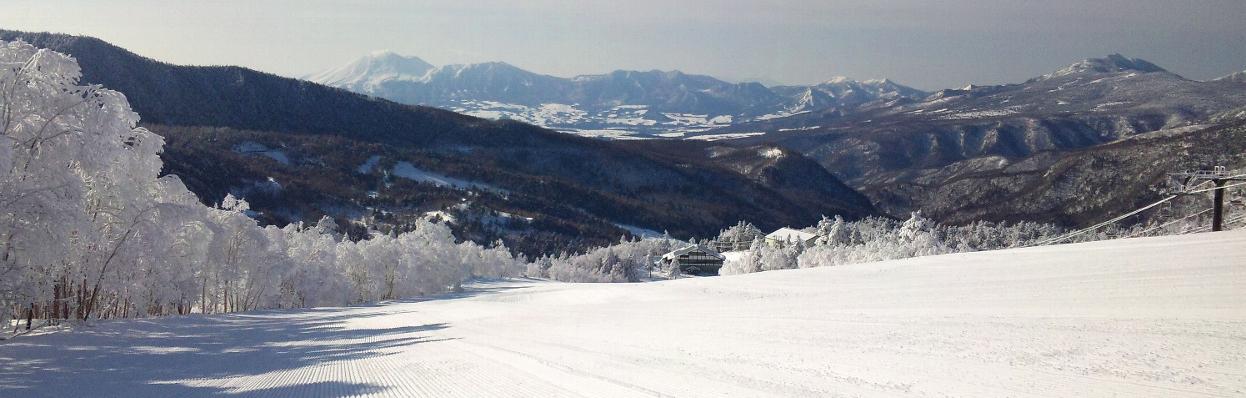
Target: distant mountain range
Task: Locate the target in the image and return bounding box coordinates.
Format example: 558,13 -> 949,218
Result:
715,53 -> 1246,225
310,50 -> 1246,227
307,52 -> 927,138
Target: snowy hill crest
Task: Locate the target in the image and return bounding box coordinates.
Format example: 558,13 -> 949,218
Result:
1034,53 -> 1173,81
1214,69 -> 1246,83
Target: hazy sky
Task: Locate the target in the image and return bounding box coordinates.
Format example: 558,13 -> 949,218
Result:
2,0 -> 1244,90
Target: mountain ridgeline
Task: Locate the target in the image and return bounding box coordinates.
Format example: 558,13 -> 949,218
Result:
0,30 -> 878,255
311,49 -> 1246,229
718,54 -> 1246,226
308,52 -> 929,138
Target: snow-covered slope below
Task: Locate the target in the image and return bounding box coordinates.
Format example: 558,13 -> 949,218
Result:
4,231 -> 1246,397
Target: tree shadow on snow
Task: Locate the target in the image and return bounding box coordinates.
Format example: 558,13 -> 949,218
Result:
0,282 -> 534,397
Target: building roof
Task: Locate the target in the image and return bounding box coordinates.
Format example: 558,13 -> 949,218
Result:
766,227 -> 817,243
661,245 -> 726,261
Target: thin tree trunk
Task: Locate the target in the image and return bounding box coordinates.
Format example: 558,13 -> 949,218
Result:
201,276 -> 208,314
52,284 -> 61,320
84,225 -> 138,320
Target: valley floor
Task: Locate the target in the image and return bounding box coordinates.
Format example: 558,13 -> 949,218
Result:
3,232 -> 1246,397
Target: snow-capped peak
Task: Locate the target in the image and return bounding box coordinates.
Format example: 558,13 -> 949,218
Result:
1037,54 -> 1169,81
368,49 -> 402,57
822,76 -> 853,85
808,76 -> 927,104
307,51 -> 436,91
817,76 -> 915,91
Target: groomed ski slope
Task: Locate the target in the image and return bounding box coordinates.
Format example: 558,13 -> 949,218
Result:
3,232 -> 1245,397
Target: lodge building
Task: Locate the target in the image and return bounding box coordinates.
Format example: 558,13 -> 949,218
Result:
658,245 -> 726,276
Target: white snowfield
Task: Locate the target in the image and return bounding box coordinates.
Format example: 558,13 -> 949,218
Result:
3,232 -> 1246,397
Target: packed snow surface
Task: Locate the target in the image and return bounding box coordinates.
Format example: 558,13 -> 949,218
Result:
391,162 -> 501,192
613,223 -> 663,238
233,141 -> 290,165
445,101 -> 741,138
4,231 -> 1246,397
685,131 -> 766,141
356,155 -> 381,174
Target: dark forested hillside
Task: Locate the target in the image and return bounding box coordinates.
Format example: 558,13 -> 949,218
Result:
0,30 -> 565,147
876,120 -> 1246,227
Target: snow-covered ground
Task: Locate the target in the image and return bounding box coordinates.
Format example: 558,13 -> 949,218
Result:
233,141 -> 291,165
448,101 -> 743,138
390,161 -> 502,193
3,231 -> 1245,397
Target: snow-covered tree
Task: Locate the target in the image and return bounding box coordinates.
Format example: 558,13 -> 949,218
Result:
538,235 -> 683,282
716,221 -> 764,251
0,41 -> 524,330
814,215 -> 849,246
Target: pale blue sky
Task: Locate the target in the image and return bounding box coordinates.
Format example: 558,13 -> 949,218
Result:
2,0 -> 1244,90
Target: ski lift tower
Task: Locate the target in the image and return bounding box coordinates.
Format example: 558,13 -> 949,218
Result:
1170,166 -> 1246,231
